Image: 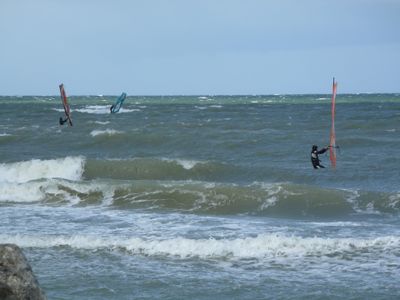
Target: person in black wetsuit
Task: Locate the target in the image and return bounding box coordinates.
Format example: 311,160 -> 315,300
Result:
110,105 -> 115,113
59,116 -> 73,126
311,145 -> 329,169
59,117 -> 68,125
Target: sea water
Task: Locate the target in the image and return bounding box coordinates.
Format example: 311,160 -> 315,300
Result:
0,94 -> 399,299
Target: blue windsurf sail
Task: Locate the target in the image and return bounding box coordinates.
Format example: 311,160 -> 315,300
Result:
110,93 -> 127,113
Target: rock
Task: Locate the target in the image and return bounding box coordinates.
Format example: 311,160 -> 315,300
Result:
0,244 -> 46,300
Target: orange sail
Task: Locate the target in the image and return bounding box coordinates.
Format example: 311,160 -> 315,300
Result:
329,78 -> 337,168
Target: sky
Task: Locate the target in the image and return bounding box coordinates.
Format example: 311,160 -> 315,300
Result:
0,0 -> 399,95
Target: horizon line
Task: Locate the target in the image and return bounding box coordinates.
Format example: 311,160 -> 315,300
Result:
1,92 -> 400,97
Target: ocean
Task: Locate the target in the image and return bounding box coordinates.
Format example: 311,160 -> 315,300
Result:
0,94 -> 399,299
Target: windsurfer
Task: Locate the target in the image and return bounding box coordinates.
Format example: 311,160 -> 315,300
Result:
59,117 -> 68,125
311,145 -> 330,169
59,116 -> 72,126
110,105 -> 115,113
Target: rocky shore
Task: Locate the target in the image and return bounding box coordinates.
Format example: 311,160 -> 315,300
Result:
0,244 -> 46,300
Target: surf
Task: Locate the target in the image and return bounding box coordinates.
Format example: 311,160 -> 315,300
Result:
1,233 -> 399,260
0,156 -> 85,183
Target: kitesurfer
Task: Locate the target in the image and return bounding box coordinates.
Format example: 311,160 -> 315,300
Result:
311,145 -> 330,169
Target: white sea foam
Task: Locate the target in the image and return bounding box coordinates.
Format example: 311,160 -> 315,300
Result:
76,105 -> 111,114
0,181 -> 49,202
1,233 -> 399,259
257,182 -> 285,210
198,97 -> 213,102
93,121 -> 110,125
77,105 -> 138,114
175,159 -> 200,170
0,156 -> 85,183
388,193 -> 400,209
0,133 -> 11,137
344,189 -> 383,215
90,129 -> 123,137
123,108 -> 141,112
162,158 -> 202,170
0,178 -> 115,204
308,221 -> 363,227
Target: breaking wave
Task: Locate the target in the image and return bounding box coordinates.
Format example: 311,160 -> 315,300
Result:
84,158 -> 233,180
0,156 -> 85,183
1,233 -> 399,260
1,157 -> 399,217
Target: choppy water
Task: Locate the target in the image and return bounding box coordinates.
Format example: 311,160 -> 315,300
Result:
1,94 -> 400,299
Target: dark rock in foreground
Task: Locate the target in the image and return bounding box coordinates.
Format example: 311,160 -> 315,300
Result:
0,244 -> 46,300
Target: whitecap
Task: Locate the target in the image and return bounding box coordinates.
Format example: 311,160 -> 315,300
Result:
90,129 -> 123,137
76,105 -> 111,114
93,121 -> 110,125
1,233 -> 399,260
0,156 -> 85,184
161,158 -> 202,170
77,105 -> 139,114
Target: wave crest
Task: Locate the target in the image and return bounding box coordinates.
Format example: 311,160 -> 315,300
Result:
1,233 -> 399,260
0,156 -> 85,183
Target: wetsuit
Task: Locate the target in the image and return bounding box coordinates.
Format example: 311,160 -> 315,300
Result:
59,116 -> 73,126
59,117 -> 68,125
311,146 -> 328,169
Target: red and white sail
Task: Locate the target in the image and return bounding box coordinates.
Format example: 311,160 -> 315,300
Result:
329,78 -> 337,168
59,83 -> 73,126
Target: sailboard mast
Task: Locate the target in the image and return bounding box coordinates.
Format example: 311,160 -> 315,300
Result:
329,77 -> 337,168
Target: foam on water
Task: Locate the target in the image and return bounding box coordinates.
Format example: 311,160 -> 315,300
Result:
90,129 -> 123,137
0,178 -> 116,204
1,170 -> 398,216
77,105 -> 138,114
1,233 -> 399,260
161,158 -> 203,170
76,105 -> 112,114
0,157 -> 85,183
93,121 -> 110,125
0,181 -> 49,202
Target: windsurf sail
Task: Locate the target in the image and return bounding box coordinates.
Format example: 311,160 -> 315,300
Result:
329,78 -> 338,168
110,92 -> 127,113
59,84 -> 73,126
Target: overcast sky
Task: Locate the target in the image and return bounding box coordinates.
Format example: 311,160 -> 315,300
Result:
1,0 -> 399,95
